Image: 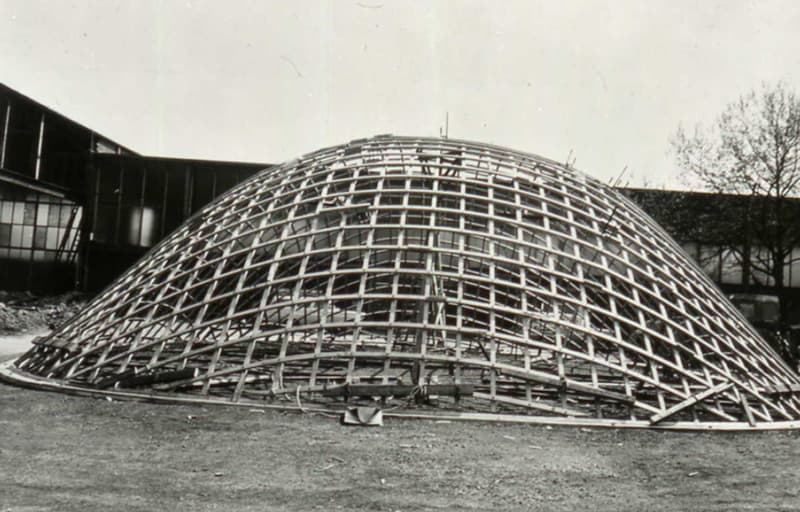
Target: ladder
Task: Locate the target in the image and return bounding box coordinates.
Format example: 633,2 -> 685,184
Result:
54,205 -> 81,264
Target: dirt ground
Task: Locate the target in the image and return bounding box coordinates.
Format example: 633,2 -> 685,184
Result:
0,377 -> 798,512
1,296 -> 800,511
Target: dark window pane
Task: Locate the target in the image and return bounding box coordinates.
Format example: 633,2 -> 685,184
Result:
192,170 -> 215,212
98,167 -> 122,198
0,224 -> 10,245
164,170 -> 185,234
33,227 -> 47,249
143,168 -> 165,207
122,167 -> 144,204
93,202 -> 117,244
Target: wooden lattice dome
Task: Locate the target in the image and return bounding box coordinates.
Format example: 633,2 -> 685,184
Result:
5,135 -> 800,429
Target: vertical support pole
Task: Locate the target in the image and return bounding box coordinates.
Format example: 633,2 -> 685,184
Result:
81,158 -> 103,290
0,102 -> 10,168
183,165 -> 194,218
407,183 -> 428,387
90,165 -> 101,241
114,164 -> 124,245
160,168 -> 169,240
454,188 -> 466,387
34,112 -> 45,179
138,165 -> 147,246
487,177 -> 497,405
25,192 -> 40,290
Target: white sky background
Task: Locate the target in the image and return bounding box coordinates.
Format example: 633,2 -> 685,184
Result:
2,0 -> 800,188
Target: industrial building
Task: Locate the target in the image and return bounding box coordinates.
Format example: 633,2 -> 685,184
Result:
0,84 -> 267,292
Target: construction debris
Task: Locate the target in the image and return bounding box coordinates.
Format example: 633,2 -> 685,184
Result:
341,407 -> 383,427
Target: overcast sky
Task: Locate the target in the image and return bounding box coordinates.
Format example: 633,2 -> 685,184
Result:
2,0 -> 800,188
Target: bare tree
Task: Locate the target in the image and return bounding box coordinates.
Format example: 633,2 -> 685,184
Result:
671,82 -> 800,327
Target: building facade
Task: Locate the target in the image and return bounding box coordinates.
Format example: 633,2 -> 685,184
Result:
622,188 -> 800,341
0,84 -> 267,292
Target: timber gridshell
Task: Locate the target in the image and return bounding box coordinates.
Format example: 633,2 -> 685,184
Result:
9,135 -> 800,429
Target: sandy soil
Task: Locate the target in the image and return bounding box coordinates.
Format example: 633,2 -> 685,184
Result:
1,378 -> 799,512
0,329 -> 48,357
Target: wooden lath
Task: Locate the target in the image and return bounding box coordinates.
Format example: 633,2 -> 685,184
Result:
11,135 -> 800,429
